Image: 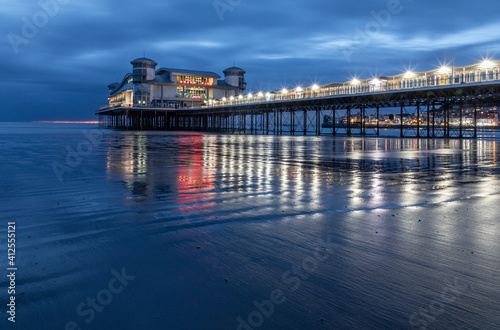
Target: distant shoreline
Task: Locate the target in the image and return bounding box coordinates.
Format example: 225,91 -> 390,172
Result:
31,121 -> 100,124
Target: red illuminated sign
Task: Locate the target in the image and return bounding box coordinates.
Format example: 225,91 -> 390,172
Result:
179,80 -> 213,86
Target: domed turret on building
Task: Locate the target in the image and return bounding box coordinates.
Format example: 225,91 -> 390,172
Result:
223,66 -> 247,90
131,57 -> 158,83
130,57 -> 157,106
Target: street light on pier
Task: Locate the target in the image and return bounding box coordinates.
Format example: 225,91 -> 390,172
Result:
311,84 -> 319,97
296,86 -> 303,99
404,71 -> 415,78
281,89 -> 288,100
452,60 -> 455,85
479,59 -> 494,69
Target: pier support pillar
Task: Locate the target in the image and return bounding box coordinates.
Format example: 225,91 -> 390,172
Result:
347,106 -> 351,136
316,108 -> 320,136
376,105 -> 380,136
432,102 -> 436,138
303,109 -> 307,136
400,104 -> 403,137
474,102 -> 478,138
416,101 -> 420,138
459,101 -> 463,138
266,112 -> 269,135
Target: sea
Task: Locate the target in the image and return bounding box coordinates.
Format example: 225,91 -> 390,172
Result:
1,122 -> 499,329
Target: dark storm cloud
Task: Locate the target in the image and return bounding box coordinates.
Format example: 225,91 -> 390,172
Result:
1,0 -> 500,121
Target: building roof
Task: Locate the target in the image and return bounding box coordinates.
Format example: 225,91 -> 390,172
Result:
224,66 -> 244,71
157,67 -> 221,78
109,73 -> 133,96
110,82 -> 133,96
149,75 -> 173,84
216,80 -> 240,89
323,82 -> 344,88
131,57 -> 158,64
223,66 -> 246,74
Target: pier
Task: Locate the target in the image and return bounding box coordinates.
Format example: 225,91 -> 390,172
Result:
96,60 -> 500,138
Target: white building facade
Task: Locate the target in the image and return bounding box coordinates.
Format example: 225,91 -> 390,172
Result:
107,57 -> 246,109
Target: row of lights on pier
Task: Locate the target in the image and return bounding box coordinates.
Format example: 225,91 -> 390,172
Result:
351,59 -> 497,86
219,84 -> 321,102
217,59 -> 497,103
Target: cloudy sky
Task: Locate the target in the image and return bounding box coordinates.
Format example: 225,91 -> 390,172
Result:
1,0 -> 500,121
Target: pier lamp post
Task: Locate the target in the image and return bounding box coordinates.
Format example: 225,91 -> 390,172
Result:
350,79 -> 360,94
452,60 -> 455,85
312,84 -> 319,97
370,78 -> 381,92
281,89 -> 288,101
403,71 -> 415,89
295,87 -> 302,99
479,59 -> 495,81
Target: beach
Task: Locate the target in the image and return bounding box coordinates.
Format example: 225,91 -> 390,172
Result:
1,122 -> 499,329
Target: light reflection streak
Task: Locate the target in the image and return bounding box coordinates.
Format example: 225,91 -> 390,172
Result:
103,134 -> 499,250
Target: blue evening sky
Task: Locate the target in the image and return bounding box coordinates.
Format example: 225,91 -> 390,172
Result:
1,0 -> 500,121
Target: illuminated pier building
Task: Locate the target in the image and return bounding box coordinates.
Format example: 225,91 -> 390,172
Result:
97,58 -> 500,137
107,57 -> 246,109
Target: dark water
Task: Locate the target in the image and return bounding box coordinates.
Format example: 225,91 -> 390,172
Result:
1,122 -> 500,330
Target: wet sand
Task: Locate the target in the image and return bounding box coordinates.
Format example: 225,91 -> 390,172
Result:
1,123 -> 500,329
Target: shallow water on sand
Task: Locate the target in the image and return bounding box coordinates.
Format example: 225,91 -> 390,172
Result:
1,123 -> 500,329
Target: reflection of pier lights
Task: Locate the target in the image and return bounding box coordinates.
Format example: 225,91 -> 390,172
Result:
106,135 -> 148,177
264,141 -> 273,192
228,137 -> 237,187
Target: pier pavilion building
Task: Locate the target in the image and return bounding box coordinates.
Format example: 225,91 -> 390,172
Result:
107,57 -> 246,109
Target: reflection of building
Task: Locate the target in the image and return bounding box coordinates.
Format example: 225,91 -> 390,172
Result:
105,134 -> 216,211
106,57 -> 246,109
